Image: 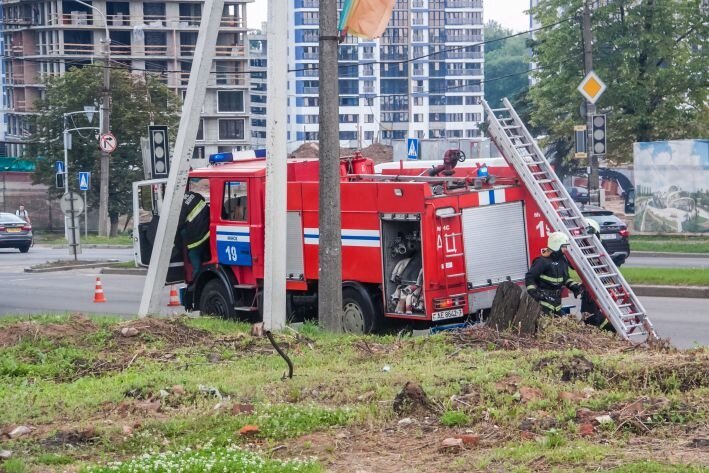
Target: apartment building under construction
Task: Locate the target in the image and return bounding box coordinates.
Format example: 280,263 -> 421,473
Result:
0,0 -> 252,161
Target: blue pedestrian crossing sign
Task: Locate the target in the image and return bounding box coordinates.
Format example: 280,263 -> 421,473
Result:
55,161 -> 65,173
407,138 -> 419,160
79,172 -> 91,191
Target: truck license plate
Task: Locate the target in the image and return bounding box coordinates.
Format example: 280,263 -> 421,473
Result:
432,308 -> 463,321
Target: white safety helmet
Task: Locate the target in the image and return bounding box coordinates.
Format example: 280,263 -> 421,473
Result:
547,232 -> 570,252
585,218 -> 600,235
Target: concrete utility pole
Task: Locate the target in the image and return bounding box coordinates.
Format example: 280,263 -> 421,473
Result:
138,0 -> 224,317
582,0 -> 599,206
318,0 -> 343,332
262,0 -> 288,331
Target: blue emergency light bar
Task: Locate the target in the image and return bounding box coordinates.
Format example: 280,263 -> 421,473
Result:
208,149 -> 266,164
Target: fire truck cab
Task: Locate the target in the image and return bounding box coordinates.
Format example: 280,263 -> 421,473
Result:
133,152 -> 551,333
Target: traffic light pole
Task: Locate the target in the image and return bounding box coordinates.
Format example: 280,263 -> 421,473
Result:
582,0 -> 600,206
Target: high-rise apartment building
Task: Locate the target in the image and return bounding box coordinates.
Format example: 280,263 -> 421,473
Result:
0,0 -> 251,162
248,22 -> 266,147
287,0 -> 484,150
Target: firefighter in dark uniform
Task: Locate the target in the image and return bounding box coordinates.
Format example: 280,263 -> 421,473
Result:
525,232 -> 584,315
179,190 -> 210,278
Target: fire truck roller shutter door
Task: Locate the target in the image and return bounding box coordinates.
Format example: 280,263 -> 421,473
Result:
462,201 -> 530,290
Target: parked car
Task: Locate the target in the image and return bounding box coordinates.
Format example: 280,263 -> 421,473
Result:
581,206 -> 630,266
565,186 -> 590,205
0,212 -> 33,253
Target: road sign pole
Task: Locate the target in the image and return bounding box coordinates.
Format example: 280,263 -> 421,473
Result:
84,191 -> 88,238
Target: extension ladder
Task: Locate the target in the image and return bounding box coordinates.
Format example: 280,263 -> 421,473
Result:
483,98 -> 657,342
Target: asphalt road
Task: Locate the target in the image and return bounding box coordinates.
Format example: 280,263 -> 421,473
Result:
0,247 -> 706,348
624,255 -> 709,269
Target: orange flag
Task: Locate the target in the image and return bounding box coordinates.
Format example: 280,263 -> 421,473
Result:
339,0 -> 396,39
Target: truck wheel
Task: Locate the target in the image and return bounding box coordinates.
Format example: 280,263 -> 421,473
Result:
342,286 -> 380,334
199,279 -> 236,319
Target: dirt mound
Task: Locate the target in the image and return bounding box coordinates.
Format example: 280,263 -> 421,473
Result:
393,381 -> 436,417
360,143 -> 393,164
453,317 -> 653,353
534,354 -> 595,381
602,352 -> 709,393
112,317 -> 211,348
0,315 -> 98,347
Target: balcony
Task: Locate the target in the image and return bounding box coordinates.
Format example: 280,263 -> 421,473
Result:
446,0 -> 483,8
302,52 -> 319,60
144,44 -> 168,55
215,45 -> 246,57
110,44 -> 132,55
300,0 -> 319,7
63,43 -> 96,55
180,44 -> 197,56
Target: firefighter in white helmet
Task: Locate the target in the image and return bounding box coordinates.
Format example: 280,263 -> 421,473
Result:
525,232 -> 584,315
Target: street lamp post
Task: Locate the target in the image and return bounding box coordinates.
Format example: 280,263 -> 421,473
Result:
63,108 -> 98,260
73,0 -> 111,237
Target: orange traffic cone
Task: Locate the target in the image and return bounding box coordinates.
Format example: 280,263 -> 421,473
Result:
167,285 -> 180,307
93,277 -> 106,303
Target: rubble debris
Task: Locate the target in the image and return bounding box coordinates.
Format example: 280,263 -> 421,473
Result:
393,382 -> 433,417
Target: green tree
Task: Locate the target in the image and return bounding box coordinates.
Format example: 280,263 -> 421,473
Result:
484,21 -> 531,107
529,0 -> 708,165
26,66 -> 180,235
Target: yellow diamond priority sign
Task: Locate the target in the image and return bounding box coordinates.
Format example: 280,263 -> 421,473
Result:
577,71 -> 607,104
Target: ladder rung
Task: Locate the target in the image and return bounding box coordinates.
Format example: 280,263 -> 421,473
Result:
591,264 -> 609,270
616,303 -> 633,309
604,283 -> 622,288
503,125 -> 520,130
598,272 -> 619,278
490,108 -> 508,112
536,179 -> 553,184
623,323 -> 646,331
622,312 -> 645,318
561,216 -> 581,221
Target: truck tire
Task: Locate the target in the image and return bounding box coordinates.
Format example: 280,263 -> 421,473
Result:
199,279 -> 236,319
342,286 -> 380,334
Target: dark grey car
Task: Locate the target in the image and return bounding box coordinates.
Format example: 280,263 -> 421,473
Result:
581,206 -> 630,266
0,212 -> 33,253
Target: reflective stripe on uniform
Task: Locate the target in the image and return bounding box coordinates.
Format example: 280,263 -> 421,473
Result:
527,284 -> 537,290
540,274 -> 564,283
187,232 -> 209,249
186,200 -> 206,223
540,300 -> 562,312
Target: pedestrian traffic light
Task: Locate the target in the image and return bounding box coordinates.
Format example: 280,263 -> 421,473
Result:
592,114 -> 607,155
574,125 -> 587,159
148,125 -> 169,179
55,172 -> 64,189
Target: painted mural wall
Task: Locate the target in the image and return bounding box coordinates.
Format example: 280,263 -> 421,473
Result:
633,140 -> 709,233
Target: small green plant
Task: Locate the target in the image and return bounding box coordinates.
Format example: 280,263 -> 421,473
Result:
36,453 -> 74,465
544,428 -> 566,449
440,410 -> 470,427
2,458 -> 28,473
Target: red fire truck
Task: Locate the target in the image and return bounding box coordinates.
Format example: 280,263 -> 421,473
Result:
133,150 -> 552,333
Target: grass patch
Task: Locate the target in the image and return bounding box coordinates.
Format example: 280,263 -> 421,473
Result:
109,260 -> 138,268
621,267 -> 709,286
35,233 -> 132,246
0,315 -> 707,472
84,444 -> 321,473
631,235 -> 709,253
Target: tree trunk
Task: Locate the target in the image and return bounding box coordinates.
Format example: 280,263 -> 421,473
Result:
109,213 -> 119,237
487,281 -> 542,336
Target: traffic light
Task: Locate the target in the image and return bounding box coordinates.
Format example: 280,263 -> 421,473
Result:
55,172 -> 65,189
592,114 -> 607,155
574,125 -> 587,159
148,125 -> 169,179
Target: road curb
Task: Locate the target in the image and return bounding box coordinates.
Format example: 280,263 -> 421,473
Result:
633,251 -> 709,259
24,260 -> 119,273
632,285 -> 709,299
39,244 -> 132,250
101,267 -> 147,275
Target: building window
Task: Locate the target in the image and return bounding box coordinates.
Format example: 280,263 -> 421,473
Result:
217,90 -> 244,113
196,119 -> 204,141
192,146 -> 205,160
218,119 -> 245,140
